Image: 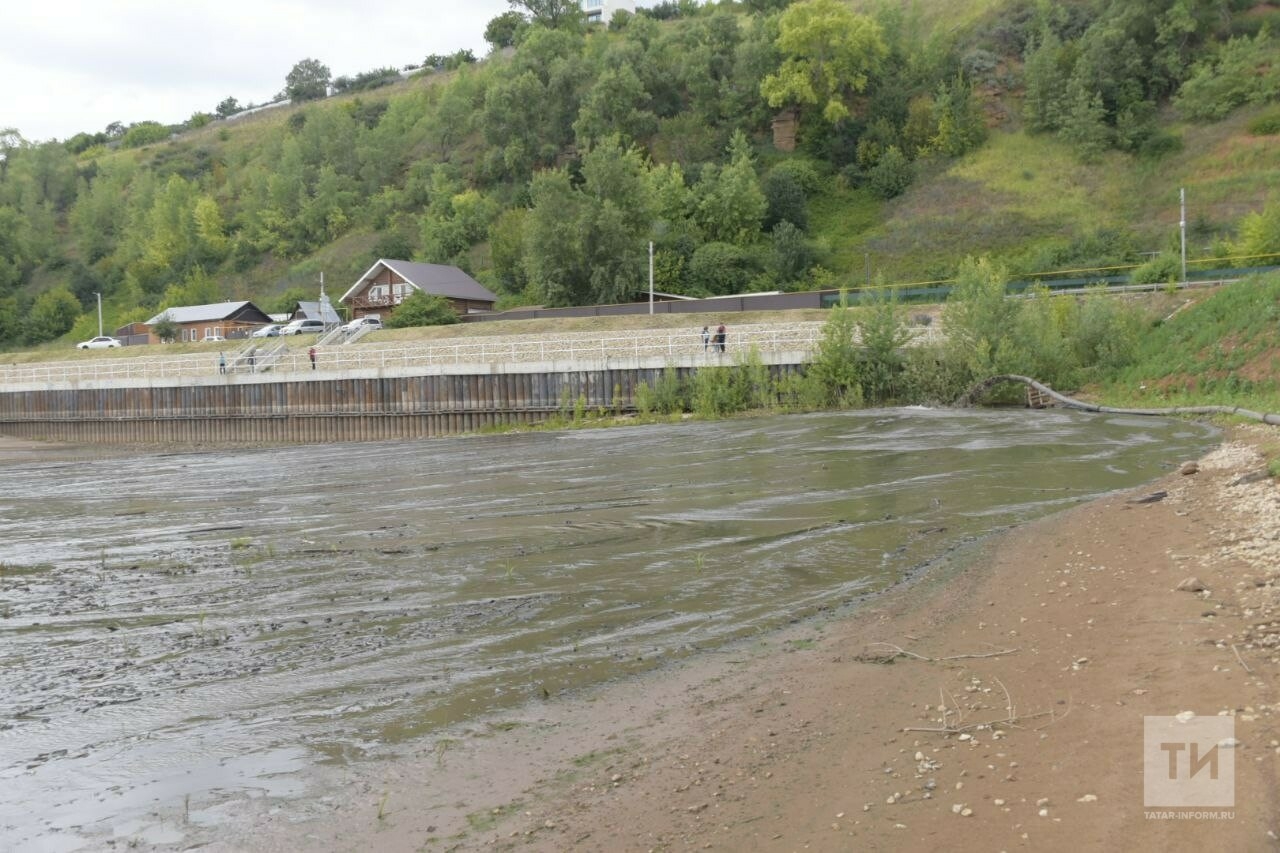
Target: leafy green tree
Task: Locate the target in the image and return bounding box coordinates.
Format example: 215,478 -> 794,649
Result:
857,287 -> 911,402
694,131 -> 766,243
1059,79 -> 1111,163
929,77 -> 986,157
1175,29 -> 1280,121
1233,200 -> 1280,259
687,242 -> 760,294
760,0 -> 887,125
866,145 -> 912,199
573,63 -> 657,147
385,291 -> 459,327
801,295 -> 862,408
150,313 -> 180,343
485,11 -> 527,49
767,221 -> 812,283
27,285 -> 81,343
942,256 -> 1020,380
508,0 -> 582,30
216,97 -> 241,118
1022,31 -> 1071,133
120,122 -> 170,148
762,168 -> 808,232
285,58 -> 331,103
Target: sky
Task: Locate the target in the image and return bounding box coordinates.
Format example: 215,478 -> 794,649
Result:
1,0 -> 514,143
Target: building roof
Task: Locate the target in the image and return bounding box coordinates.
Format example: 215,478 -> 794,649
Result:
340,259 -> 498,305
146,301 -> 271,325
293,300 -> 342,324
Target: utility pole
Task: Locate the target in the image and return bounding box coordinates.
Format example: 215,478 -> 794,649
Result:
1180,187 -> 1187,284
95,292 -> 103,337
648,241 -> 654,315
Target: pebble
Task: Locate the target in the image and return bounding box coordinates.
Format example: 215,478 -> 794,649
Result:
1077,794 -> 1098,803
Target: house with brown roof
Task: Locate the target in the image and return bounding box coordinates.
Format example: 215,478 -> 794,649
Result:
339,259 -> 498,322
145,301 -> 274,343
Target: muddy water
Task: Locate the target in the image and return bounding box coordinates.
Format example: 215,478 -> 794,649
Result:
0,409 -> 1215,850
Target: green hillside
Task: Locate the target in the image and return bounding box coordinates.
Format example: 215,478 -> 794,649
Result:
1,0 -> 1278,354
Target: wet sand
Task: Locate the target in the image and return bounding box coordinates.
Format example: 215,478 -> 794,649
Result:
210,423 -> 1280,852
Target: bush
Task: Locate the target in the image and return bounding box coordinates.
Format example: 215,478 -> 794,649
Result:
1247,109 -> 1280,136
384,292 -> 459,328
866,146 -> 913,200
120,122 -> 170,148
1130,254 -> 1181,285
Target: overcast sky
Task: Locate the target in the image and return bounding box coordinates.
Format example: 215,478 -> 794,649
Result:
1,0 -> 515,143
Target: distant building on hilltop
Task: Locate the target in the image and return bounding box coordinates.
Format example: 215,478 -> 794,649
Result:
582,0 -> 635,25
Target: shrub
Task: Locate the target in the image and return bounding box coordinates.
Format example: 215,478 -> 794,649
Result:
384,292 -> 459,328
1247,109 -> 1280,136
866,146 -> 913,200
120,122 -> 170,148
1130,254 -> 1181,285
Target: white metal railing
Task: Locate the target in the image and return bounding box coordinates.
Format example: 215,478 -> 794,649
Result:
0,322 -> 943,387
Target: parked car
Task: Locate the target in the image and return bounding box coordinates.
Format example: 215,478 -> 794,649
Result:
77,336 -> 122,350
251,324 -> 282,338
202,333 -> 226,343
280,319 -> 326,335
341,315 -> 383,334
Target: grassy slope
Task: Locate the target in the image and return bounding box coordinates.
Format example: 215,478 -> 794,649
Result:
813,107 -> 1280,284
1097,271 -> 1280,412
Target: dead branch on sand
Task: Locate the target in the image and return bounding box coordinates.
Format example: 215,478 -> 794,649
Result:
854,642 -> 1020,665
903,685 -> 1072,735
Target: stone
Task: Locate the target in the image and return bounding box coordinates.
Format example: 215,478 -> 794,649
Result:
1176,577 -> 1208,592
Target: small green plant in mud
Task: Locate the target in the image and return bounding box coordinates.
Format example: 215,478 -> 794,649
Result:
500,562 -> 517,580
229,537 -> 252,550
435,738 -> 456,768
376,791 -> 389,820
465,800 -> 523,832
1269,457 -> 1280,479
693,552 -> 706,573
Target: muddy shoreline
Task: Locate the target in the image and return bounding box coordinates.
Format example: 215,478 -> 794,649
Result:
198,425 -> 1280,852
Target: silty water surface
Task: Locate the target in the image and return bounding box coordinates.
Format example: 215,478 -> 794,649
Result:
0,408 -> 1217,849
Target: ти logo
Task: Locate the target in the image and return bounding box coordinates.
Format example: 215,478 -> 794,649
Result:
1144,714 -> 1235,808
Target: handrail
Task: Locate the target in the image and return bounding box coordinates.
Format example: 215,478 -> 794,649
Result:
0,322 -> 943,388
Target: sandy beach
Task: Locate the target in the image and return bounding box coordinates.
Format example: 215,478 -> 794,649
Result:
189,422 -> 1278,852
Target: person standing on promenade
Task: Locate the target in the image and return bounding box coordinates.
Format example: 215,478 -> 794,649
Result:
701,326 -> 710,352
716,323 -> 727,353
218,352 -> 226,374
308,346 -> 317,370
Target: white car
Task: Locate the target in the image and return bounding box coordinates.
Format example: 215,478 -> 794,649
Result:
251,324 -> 282,338
280,319 -> 326,335
202,333 -> 226,343
341,316 -> 383,334
77,336 -> 122,349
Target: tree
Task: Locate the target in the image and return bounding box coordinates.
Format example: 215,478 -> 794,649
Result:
385,291 -> 459,327
216,97 -> 241,118
151,312 -> 180,343
27,285 -> 80,344
485,11 -> 527,50
760,0 -> 888,125
694,131 -> 767,243
508,0 -> 582,30
285,58 -> 331,103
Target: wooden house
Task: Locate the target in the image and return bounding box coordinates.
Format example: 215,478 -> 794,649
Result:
340,259 -> 498,322
145,301 -> 274,343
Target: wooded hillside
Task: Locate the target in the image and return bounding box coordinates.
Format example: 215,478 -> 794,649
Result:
0,0 -> 1277,352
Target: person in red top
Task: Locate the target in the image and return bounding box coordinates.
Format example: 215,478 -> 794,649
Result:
715,324 -> 727,353
308,346 -> 317,369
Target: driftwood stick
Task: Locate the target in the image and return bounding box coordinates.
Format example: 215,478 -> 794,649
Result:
903,710 -> 1055,734
1232,643 -> 1254,674
856,642 -> 1020,664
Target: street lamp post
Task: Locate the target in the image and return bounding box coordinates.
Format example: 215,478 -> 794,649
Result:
648,241 -> 654,315
94,292 -> 103,337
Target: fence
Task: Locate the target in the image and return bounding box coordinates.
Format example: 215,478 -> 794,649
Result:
0,323 -> 942,389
